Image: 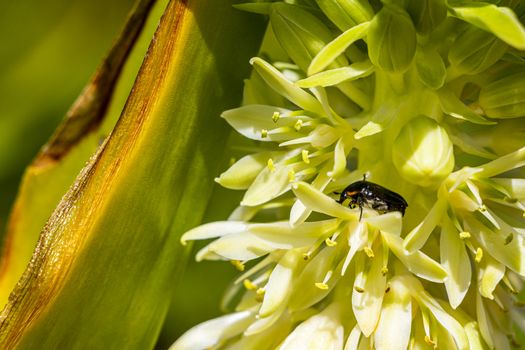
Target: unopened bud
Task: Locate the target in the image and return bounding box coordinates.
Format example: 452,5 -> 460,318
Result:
368,5 -> 416,73
392,116 -> 454,187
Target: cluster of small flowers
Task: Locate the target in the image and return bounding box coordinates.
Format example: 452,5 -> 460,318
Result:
172,1 -> 525,349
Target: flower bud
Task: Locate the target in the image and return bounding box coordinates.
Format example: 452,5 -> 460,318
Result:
368,5 -> 416,73
479,70 -> 525,118
392,116 -> 454,187
406,0 -> 447,35
270,3 -> 346,72
448,26 -> 507,75
315,0 -> 373,31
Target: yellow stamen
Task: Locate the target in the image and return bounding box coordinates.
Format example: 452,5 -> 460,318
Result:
288,169 -> 295,182
231,260 -> 245,271
424,336 -> 436,346
381,267 -> 389,276
267,158 -> 275,172
325,238 -> 337,247
475,248 -> 483,263
294,119 -> 303,131
364,247 -> 375,258
261,129 -> 268,138
354,286 -> 365,293
302,149 -> 310,164
256,288 -> 265,296
243,279 -> 258,290
272,111 -> 280,123
315,282 -> 329,290
459,231 -> 471,239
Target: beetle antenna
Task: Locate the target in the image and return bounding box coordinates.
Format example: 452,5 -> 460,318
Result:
362,173 -> 367,181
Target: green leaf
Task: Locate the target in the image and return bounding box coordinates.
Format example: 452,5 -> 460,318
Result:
0,0 -> 162,308
449,1 -> 525,50
0,1 -> 265,348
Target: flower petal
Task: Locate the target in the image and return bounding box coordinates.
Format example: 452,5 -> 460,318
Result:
181,221 -> 248,244
478,255 -> 505,299
290,169 -> 331,226
259,250 -> 301,317
365,212 -> 402,236
222,105 -> 295,141
374,277 -> 412,350
382,231 -> 447,283
197,224 -> 318,261
341,221 -> 368,275
290,245 -> 342,311
352,246 -> 386,337
328,137 -> 347,179
465,217 -> 525,275
292,181 -> 359,220
408,276 -> 469,350
217,152 -> 274,189
278,303 -> 344,350
440,220 -> 471,309
404,195 -> 447,253
476,145 -> 525,178
297,61 -> 374,88
250,57 -> 325,115
242,161 -> 292,206
169,311 -> 254,350
343,325 -> 362,350
308,22 -> 370,75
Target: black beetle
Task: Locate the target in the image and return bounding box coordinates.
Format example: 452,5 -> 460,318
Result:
337,176 -> 408,220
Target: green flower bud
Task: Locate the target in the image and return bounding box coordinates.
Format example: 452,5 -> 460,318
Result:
368,5 -> 416,73
392,116 -> 454,187
315,0 -> 374,31
448,26 -> 507,75
479,70 -> 525,118
270,3 -> 346,72
406,0 -> 447,35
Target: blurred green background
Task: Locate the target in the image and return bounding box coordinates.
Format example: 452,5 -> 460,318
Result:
0,0 -> 135,231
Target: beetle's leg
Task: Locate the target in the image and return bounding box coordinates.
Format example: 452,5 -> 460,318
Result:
359,205 -> 363,221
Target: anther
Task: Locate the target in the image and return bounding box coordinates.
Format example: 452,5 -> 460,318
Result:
459,231 -> 471,239
475,248 -> 483,263
261,129 -> 268,138
294,119 -> 303,131
288,169 -> 295,183
231,260 -> 245,271
315,283 -> 329,290
325,238 -> 337,247
272,111 -> 280,123
267,158 -> 275,172
302,150 -> 310,164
